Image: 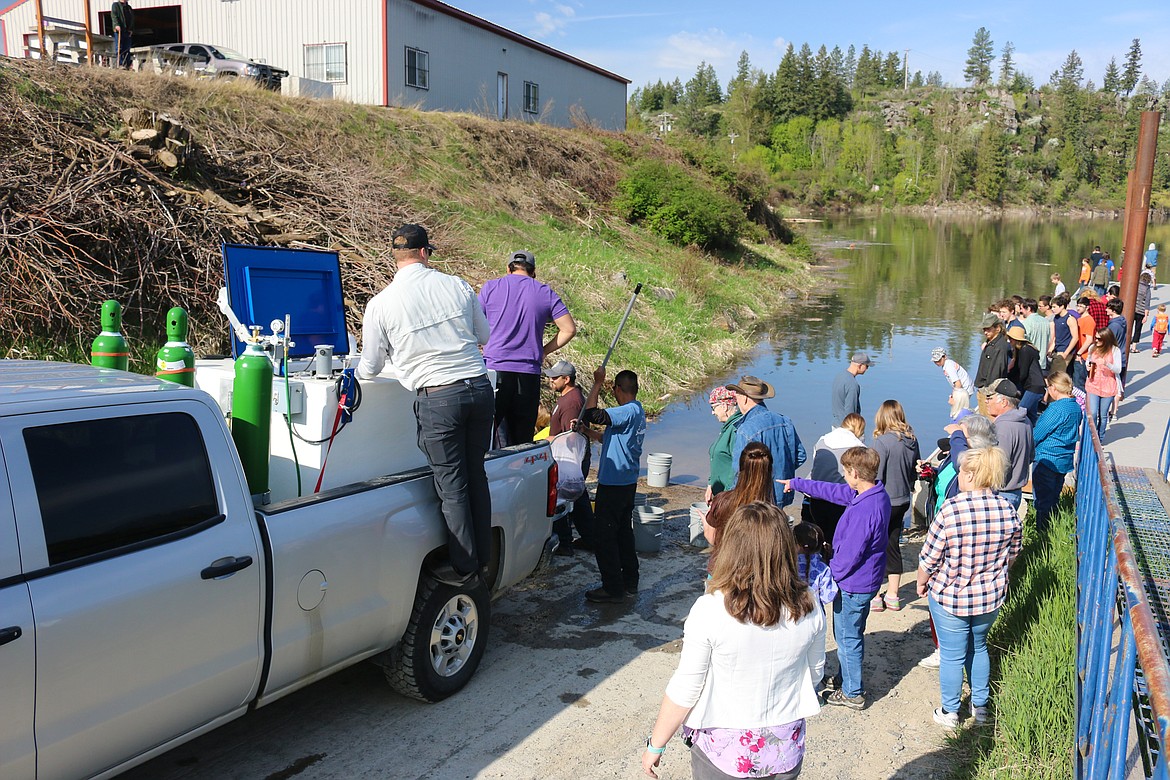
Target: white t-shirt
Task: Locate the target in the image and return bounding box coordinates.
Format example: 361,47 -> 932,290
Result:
1054,281 -> 1067,297
942,358 -> 975,396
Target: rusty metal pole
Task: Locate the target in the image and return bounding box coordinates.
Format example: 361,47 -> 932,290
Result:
83,0 -> 94,65
34,0 -> 46,59
1121,112 -> 1160,346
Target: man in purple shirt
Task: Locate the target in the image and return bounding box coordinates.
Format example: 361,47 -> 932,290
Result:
781,446 -> 890,711
479,251 -> 577,446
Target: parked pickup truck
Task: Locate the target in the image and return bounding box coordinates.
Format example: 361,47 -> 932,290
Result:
149,43 -> 288,90
0,361 -> 559,780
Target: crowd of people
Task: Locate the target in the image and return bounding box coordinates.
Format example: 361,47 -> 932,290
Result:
641,245 -> 1162,778
355,223 -> 1153,779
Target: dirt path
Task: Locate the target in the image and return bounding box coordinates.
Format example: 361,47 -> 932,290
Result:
124,482 -> 957,780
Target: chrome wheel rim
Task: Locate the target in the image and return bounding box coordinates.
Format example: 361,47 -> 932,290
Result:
430,594 -> 478,677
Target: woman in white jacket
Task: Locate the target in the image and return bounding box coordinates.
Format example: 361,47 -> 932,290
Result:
801,412 -> 866,547
642,502 -> 825,779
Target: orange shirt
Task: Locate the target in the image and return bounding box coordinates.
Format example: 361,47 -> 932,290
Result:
1077,312 -> 1096,356
1079,263 -> 1092,285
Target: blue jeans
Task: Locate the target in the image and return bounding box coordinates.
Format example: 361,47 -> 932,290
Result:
1032,462 -> 1066,534
833,588 -> 878,698
414,376 -> 495,575
1087,393 -> 1114,441
1072,359 -> 1087,392
1020,390 -> 1043,425
998,489 -> 1022,510
928,596 -> 999,714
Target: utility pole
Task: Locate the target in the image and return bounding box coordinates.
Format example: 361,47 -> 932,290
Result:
903,49 -> 910,90
728,131 -> 739,161
83,0 -> 93,65
1121,111 -> 1160,344
34,0 -> 46,59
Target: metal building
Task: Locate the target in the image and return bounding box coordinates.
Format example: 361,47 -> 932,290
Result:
0,0 -> 629,129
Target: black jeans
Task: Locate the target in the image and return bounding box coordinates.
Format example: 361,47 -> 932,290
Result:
592,483 -> 639,595
493,370 -> 542,447
414,376 -> 495,575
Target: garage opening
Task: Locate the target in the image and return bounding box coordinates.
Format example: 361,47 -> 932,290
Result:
98,4 -> 181,47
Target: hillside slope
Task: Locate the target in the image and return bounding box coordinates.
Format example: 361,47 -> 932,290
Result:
0,59 -> 813,410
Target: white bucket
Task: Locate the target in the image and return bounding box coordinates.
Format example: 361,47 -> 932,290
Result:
689,502 -> 709,548
633,505 -> 665,553
647,452 -> 673,488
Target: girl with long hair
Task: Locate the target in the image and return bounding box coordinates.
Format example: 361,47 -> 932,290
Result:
1085,327 -> 1122,440
643,502 -> 825,779
702,441 -> 775,554
871,400 -> 920,612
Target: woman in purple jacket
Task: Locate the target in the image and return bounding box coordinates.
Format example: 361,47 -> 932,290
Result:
780,446 -> 890,711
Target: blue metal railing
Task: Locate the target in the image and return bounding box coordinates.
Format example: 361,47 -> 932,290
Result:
1158,416 -> 1170,482
1076,421 -> 1170,779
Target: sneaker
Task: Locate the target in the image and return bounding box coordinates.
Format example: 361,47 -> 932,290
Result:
584,586 -> 625,604
824,689 -> 866,710
918,649 -> 941,669
870,595 -> 886,612
885,594 -> 902,611
625,585 -> 639,596
933,707 -> 959,728
972,705 -> 990,724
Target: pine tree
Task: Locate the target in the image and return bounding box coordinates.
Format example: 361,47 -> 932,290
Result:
998,42 -> 1015,88
882,51 -> 902,87
1009,72 -> 1034,93
830,46 -> 845,81
1121,38 -> 1142,97
843,45 -> 857,88
975,120 -> 1007,202
854,46 -> 879,93
1056,51 -> 1087,181
1059,50 -> 1083,90
770,44 -> 801,122
926,71 -> 943,88
911,71 -> 925,88
679,62 -> 722,137
1103,58 -> 1121,94
964,27 -> 994,86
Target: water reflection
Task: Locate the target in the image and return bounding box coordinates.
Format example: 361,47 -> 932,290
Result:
646,213 -> 1168,485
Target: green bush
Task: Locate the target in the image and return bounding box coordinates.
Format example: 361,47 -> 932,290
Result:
615,159 -> 745,250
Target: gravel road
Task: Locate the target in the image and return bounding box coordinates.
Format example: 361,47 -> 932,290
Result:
124,482 -> 958,780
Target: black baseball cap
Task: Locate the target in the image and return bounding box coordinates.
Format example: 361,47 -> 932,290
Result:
391,223 -> 434,251
510,250 -> 536,268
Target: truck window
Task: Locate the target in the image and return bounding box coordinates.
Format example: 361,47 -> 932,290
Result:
23,413 -> 220,566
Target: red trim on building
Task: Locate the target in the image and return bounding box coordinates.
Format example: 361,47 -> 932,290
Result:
409,0 -> 629,85
381,0 -> 388,106
0,18 -> 6,56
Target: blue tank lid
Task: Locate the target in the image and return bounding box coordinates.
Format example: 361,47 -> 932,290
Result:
222,244 -> 348,359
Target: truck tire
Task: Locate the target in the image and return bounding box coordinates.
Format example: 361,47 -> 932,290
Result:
385,575 -> 490,702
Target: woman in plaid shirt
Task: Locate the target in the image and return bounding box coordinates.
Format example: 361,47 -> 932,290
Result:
916,446 -> 1022,729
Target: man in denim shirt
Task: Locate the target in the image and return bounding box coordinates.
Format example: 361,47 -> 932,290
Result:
727,375 -> 806,506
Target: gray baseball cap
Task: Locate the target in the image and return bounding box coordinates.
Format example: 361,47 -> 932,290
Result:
543,360 -> 575,378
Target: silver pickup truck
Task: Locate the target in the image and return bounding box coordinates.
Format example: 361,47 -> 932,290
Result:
0,361 -> 558,780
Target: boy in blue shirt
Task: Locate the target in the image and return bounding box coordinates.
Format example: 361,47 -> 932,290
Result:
576,366 -> 646,603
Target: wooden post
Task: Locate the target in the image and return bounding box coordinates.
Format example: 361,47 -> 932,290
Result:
34,0 -> 46,59
1121,111 -> 1160,348
83,0 -> 93,65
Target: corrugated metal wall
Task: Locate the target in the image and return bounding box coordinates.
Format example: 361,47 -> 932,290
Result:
386,0 -> 626,129
2,0 -> 627,128
2,0 -> 383,104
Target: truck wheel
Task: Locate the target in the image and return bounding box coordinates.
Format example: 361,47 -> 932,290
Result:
385,575 -> 490,702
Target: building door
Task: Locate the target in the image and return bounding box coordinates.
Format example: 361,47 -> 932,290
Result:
497,72 -> 508,120
98,4 -> 182,47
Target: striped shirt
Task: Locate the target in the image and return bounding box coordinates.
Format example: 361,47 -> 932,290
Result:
919,490 -> 1022,617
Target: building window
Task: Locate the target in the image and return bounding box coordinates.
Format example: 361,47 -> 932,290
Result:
305,43 -> 347,83
406,47 -> 429,89
523,81 -> 539,114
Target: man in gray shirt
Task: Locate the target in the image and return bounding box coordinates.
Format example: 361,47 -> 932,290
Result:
358,223 -> 493,587
981,378 -> 1034,512
831,353 -> 870,425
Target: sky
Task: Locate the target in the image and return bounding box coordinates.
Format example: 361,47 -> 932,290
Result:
448,0 -> 1170,93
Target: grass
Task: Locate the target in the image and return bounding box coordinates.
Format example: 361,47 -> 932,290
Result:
2,60 -> 817,414
948,500 -> 1077,780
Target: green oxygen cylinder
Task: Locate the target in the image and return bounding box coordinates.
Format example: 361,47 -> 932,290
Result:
231,329 -> 273,498
91,300 -> 129,371
155,307 -> 196,387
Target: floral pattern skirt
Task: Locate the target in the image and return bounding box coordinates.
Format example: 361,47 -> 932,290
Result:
683,719 -> 805,778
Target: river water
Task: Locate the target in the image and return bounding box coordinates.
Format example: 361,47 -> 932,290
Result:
644,213 -> 1169,485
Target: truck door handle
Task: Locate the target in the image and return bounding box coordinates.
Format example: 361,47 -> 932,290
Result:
201,556 -> 254,580
0,626 -> 22,647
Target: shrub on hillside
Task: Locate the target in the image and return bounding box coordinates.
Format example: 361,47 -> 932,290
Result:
615,159 -> 745,250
